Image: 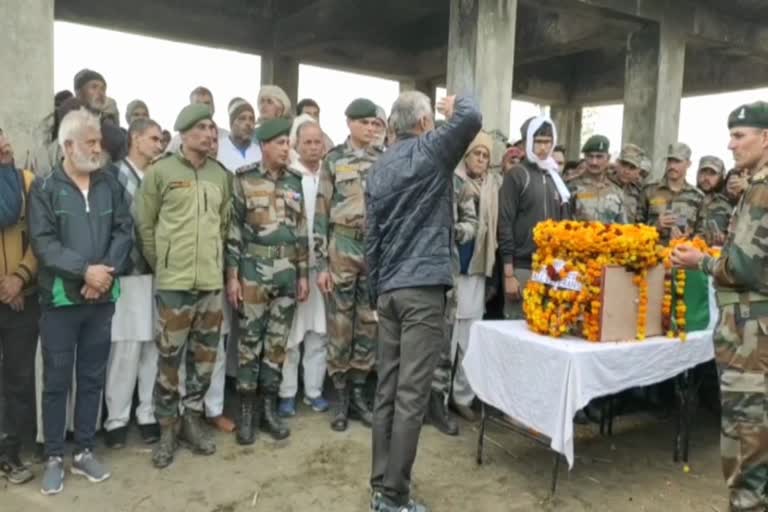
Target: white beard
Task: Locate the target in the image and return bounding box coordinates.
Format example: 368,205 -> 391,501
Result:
72,147 -> 107,173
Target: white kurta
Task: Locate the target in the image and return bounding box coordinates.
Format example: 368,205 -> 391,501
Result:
216,136 -> 262,173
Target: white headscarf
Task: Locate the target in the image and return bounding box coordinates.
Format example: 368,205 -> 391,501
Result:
525,115 -> 570,204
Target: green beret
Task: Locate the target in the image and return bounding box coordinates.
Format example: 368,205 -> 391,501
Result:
255,117 -> 292,143
345,98 -> 378,120
581,135 -> 610,154
728,101 -> 768,130
174,104 -> 212,132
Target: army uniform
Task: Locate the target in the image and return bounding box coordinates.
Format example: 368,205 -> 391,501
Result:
700,102 -> 768,511
639,178 -> 703,244
568,174 -> 627,224
613,144 -> 647,223
226,120 -> 308,442
697,155 -> 733,246
136,104 -> 232,467
314,98 -> 381,430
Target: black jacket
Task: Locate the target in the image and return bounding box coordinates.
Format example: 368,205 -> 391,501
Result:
365,96 -> 482,305
29,165 -> 133,308
498,160 -> 569,269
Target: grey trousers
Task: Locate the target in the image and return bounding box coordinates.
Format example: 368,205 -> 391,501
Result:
370,286 -> 445,506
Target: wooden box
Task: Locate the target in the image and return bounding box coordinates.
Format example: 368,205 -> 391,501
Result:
598,264 -> 665,342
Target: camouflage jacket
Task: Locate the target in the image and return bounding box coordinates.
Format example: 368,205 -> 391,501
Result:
225,162 -> 309,280
568,173 -> 627,224
699,192 -> 733,246
313,139 -> 381,272
610,176 -> 642,224
639,177 -> 704,244
703,165 -> 768,295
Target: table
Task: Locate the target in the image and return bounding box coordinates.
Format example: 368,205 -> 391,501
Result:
463,321 -> 715,490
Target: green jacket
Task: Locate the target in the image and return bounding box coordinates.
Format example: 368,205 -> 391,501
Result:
136,151 -> 232,291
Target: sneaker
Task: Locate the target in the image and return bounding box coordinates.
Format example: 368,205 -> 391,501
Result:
40,456 -> 64,495
105,426 -> 128,449
71,449 -> 111,483
0,453 -> 34,484
303,395 -> 330,412
139,423 -> 161,444
278,397 -> 296,417
378,497 -> 430,512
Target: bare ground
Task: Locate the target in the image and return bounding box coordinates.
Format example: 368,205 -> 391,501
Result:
2,406 -> 728,512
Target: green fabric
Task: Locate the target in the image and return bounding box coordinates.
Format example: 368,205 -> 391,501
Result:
344,98 -> 377,119
52,276 -> 75,307
674,270 -> 710,332
581,135 -> 610,154
174,104 -> 212,132
111,277 -> 121,302
728,101 -> 768,130
254,117 -> 292,142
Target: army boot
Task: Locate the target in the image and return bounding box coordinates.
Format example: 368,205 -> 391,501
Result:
151,421 -> 178,469
236,392 -> 257,445
331,383 -> 350,432
350,384 -> 374,427
180,410 -> 216,455
425,391 -> 459,436
260,393 -> 290,440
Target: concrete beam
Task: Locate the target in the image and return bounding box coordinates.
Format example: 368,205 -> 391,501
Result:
399,79 -> 438,109
1,0 -> 54,165
260,53 -> 300,111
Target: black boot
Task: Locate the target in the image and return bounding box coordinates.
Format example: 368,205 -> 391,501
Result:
236,392 -> 257,445
180,410 -> 216,455
425,391 -> 459,436
331,385 -> 350,432
260,394 -> 290,440
152,422 -> 178,469
350,384 -> 374,427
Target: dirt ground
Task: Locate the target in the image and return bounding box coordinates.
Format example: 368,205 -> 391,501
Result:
2,404 -> 729,512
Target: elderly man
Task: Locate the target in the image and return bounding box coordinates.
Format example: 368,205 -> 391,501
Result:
103,118 -> 165,449
226,118 -> 309,444
315,98 -> 381,432
167,87 -> 228,153
277,115 -> 330,417
366,93 -> 481,512
639,142 -> 704,244
611,144 -> 646,223
672,101 -> 768,512
29,108 -> 133,494
217,98 -> 261,172
696,155 -> 732,246
137,104 -> 232,469
257,85 -> 291,125
373,105 -> 388,149
125,100 -> 150,126
568,135 -> 626,224
73,69 -> 107,113
0,131 -> 38,485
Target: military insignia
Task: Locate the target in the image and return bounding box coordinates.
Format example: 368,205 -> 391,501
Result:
737,108 -> 746,120
168,180 -> 192,189
291,191 -> 302,201
336,165 -> 356,174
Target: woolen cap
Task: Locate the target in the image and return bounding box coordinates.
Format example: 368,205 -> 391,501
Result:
255,117 -> 292,143
666,142 -> 692,161
74,69 -> 106,91
125,99 -> 149,124
582,135 -> 610,154
345,98 -> 378,120
728,101 -> 768,130
174,104 -> 213,132
228,98 -> 255,125
258,85 -> 291,115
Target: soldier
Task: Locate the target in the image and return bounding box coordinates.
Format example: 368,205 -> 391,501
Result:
611,144 -> 646,223
314,98 -> 381,432
225,118 -> 309,444
639,142 -> 704,244
568,135 -> 626,224
696,155 -> 732,246
672,101 -> 768,512
136,104 -> 232,469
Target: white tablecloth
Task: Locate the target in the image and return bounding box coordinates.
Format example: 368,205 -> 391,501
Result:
463,321 -> 715,468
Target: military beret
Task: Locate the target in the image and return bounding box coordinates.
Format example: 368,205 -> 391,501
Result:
582,135 -> 610,154
698,155 -> 725,176
666,142 -> 692,161
74,69 -> 106,91
728,101 -> 768,130
174,104 -> 212,132
345,98 -> 378,119
618,144 -> 645,168
255,117 -> 292,143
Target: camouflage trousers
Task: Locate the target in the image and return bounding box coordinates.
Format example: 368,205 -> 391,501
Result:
716,301 -> 768,511
431,287 -> 455,397
238,256 -> 297,394
154,290 -> 223,424
327,234 -> 378,387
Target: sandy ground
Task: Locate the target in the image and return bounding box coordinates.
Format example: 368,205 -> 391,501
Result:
2,404 -> 728,512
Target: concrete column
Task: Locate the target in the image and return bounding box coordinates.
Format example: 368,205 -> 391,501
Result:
621,19 -> 686,180
260,53 -> 300,115
398,78 -> 437,110
0,0 -> 54,165
447,0 -> 517,146
550,104 -> 583,160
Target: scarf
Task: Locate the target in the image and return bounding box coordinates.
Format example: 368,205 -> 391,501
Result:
525,115 -> 570,204
0,164 -> 24,229
455,164 -> 501,278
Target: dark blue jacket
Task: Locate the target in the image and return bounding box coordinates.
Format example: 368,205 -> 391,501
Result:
365,96 -> 482,305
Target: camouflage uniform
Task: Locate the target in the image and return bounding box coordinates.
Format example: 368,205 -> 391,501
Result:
226,162 -> 309,394
701,164 -> 768,511
431,174 -> 478,397
568,174 -> 627,224
314,139 -> 380,387
639,177 -> 704,244
700,192 -> 733,246
611,177 -> 642,224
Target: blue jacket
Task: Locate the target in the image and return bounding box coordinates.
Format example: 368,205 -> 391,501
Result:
365,96 -> 482,305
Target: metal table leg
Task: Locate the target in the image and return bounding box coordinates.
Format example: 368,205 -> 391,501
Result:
476,401 -> 487,465
551,452 -> 561,495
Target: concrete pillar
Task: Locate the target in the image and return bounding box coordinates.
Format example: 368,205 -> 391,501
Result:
0,0 -> 54,165
447,0 -> 517,146
621,19 -> 686,180
260,53 -> 300,115
399,78 -> 437,109
550,104 -> 583,160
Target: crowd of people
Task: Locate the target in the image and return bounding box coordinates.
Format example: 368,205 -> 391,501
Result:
1,65 -> 768,512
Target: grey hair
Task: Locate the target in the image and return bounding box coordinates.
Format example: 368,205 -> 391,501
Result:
127,118 -> 161,150
289,113 -> 320,148
389,91 -> 432,136
58,107 -> 101,152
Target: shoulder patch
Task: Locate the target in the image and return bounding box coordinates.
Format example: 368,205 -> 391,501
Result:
235,162 -> 261,175
751,166 -> 768,184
